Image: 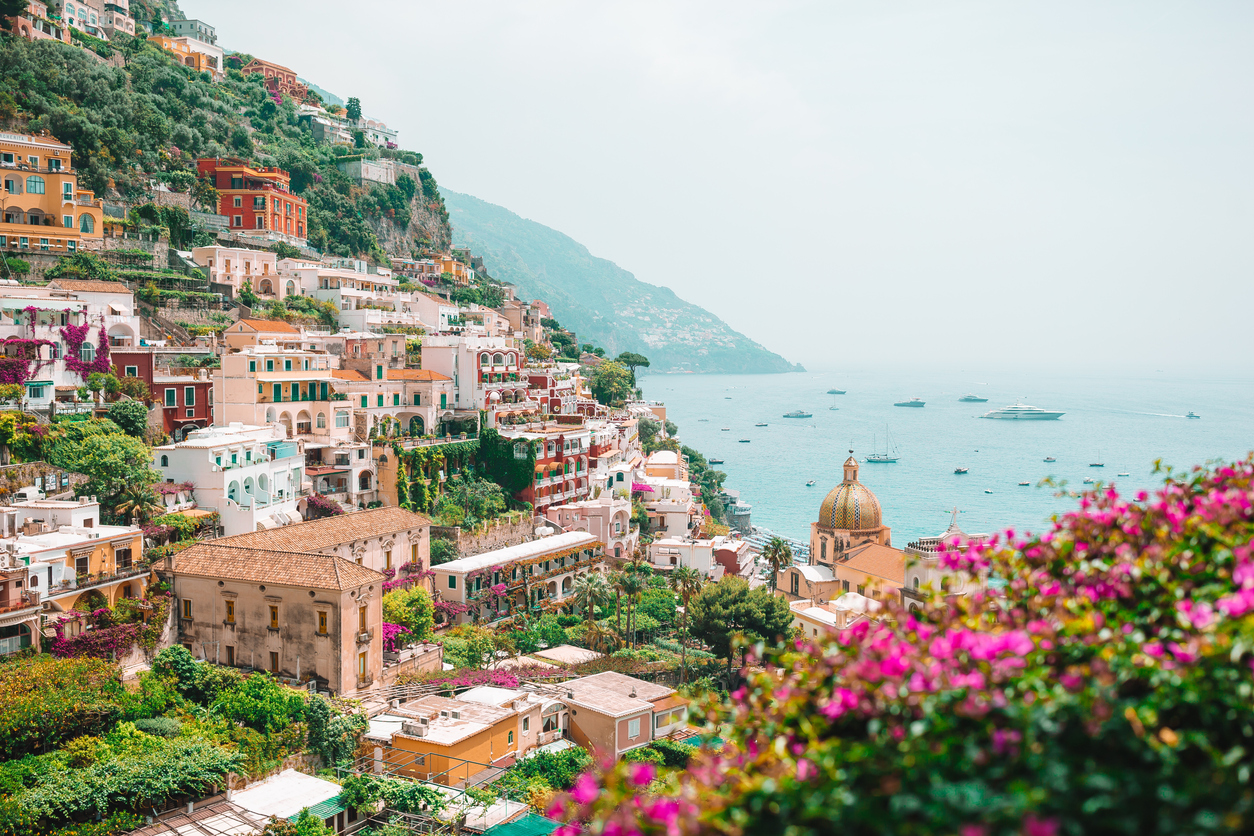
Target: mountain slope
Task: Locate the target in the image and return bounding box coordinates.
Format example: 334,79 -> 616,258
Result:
442,190 -> 801,374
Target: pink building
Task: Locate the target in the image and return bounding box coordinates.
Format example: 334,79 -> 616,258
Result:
545,493 -> 636,560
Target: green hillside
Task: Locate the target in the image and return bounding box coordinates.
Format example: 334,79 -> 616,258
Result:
443,190 -> 801,374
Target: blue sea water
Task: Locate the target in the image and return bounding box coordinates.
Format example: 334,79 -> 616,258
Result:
639,369 -> 1254,545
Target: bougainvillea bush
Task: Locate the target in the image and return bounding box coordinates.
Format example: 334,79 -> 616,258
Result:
558,457 -> 1254,835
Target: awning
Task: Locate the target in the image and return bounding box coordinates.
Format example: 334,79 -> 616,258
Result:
306,466 -> 349,476
255,517 -> 281,530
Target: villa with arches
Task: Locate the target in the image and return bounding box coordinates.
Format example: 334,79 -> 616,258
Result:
0,130 -> 104,256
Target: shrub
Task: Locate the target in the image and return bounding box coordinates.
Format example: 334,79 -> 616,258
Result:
0,655 -> 128,759
621,746 -> 664,766
211,673 -> 305,734
430,537 -> 458,566
133,717 -> 182,737
107,398 -> 149,437
381,586 -> 434,643
647,738 -> 696,768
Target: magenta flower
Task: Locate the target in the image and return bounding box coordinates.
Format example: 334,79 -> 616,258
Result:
628,762 -> 656,787
571,773 -> 599,805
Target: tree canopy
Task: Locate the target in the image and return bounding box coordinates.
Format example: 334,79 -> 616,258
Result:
686,575 -> 792,673
590,360 -> 634,407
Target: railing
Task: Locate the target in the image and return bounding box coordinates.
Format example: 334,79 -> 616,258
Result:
49,565 -> 149,597
0,593 -> 39,615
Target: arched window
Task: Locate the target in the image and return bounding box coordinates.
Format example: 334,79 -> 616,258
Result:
506,353 -> 515,365
359,472 -> 373,490
913,577 -> 920,589
25,175 -> 44,195
285,280 -> 295,296
492,352 -> 505,365
479,353 -> 490,366
79,343 -> 94,363
616,472 -> 624,482
160,455 -> 169,467
316,412 -> 326,428
79,214 -> 94,233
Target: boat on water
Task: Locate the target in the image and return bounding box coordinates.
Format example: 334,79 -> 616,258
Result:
954,467 -> 969,475
782,410 -> 812,418
724,396 -> 732,400
984,489 -> 993,494
865,428 -> 901,463
829,406 -> 839,411
1083,477 -> 1096,484
755,422 -> 768,427
805,480 -> 816,487
981,402 -> 1064,420
1090,451 -> 1105,468
1018,481 -> 1030,486
827,389 -> 846,395
1044,456 -> 1057,462
720,427 -> 730,432
1118,472 -> 1130,477
708,459 -> 724,465
738,438 -> 751,443
1186,411 -> 1201,419
960,393 -> 989,402
698,419 -> 710,422
894,398 -> 925,408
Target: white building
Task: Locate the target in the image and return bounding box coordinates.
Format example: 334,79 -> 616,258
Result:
169,17 -> 216,44
154,423 -> 305,536
191,246 -> 278,296
647,534 -> 752,580
545,493 -> 636,560
901,511 -> 991,612
421,335 -> 524,414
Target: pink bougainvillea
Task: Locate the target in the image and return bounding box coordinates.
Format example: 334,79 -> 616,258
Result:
382,622 -> 412,653
60,319 -> 111,379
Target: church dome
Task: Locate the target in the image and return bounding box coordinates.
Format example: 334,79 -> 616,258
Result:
818,455 -> 883,532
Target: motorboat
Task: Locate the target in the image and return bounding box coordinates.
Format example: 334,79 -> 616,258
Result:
1018,481 -> 1030,486
984,489 -> 993,494
827,389 -> 846,395
698,419 -> 710,422
708,459 -> 724,465
724,396 -> 732,400
865,429 -> 900,463
1117,472 -> 1130,477
960,394 -> 989,402
980,402 -> 1064,420
954,467 -> 969,475
755,422 -> 769,427
1044,456 -> 1056,463
894,398 -> 925,408
1083,477 -> 1096,484
1186,412 -> 1201,419
720,427 -> 730,431
806,480 -> 816,487
738,438 -> 751,443
782,410 -> 812,418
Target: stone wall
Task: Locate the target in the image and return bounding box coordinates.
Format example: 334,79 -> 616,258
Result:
0,461 -> 88,499
380,642 -> 443,689
431,516 -> 538,557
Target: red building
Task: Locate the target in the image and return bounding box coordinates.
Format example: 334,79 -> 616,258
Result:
113,352 -> 214,441
195,158 -> 308,240
240,58 -> 311,103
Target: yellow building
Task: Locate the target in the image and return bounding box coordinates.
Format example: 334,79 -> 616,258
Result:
147,35 -> 218,77
438,255 -> 472,287
371,694 -> 524,784
0,132 -> 103,254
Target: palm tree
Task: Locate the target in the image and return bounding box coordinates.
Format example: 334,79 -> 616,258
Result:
610,571 -> 626,632
583,619 -> 620,655
618,572 -> 646,649
763,536 -> 794,594
571,572 -> 610,623
114,487 -> 161,525
668,566 -> 703,684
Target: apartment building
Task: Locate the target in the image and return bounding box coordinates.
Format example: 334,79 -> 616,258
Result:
544,493 -> 636,560
192,246 -> 279,297
6,1 -> 71,42
148,35 -> 223,79
421,335 -> 525,413
432,531 -> 604,623
154,423 -> 305,536
166,542 -> 384,694
1,132 -> 104,254
50,0 -> 106,39
222,318 -> 300,351
647,535 -> 752,580
196,158 -> 308,242
0,555 -> 40,656
100,0 -> 134,38
239,58 -> 310,103
214,343 -> 338,435
564,672 -> 689,759
169,17 -> 216,44
499,424 -> 593,513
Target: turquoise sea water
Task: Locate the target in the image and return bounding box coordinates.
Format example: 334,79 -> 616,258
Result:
639,370 -> 1254,545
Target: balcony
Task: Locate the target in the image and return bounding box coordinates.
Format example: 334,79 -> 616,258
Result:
47,565 -> 149,599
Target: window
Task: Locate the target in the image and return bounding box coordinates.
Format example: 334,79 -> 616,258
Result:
627,718 -> 641,739
80,343 -> 95,363
270,651 -> 279,672
269,606 -> 279,629
393,393 -> 400,406
790,572 -> 799,595
284,358 -> 292,371
79,214 -> 93,233
184,387 -> 195,406
522,717 -> 530,732
448,575 -> 457,590
508,730 -> 514,745
233,215 -> 242,227
377,394 -> 384,407
249,360 -> 256,373
181,599 -> 192,619
358,606 -> 367,632
358,652 -> 367,679
857,584 -> 865,596
266,359 -> 274,372
842,580 -> 850,593
360,395 -> 368,409
317,412 -> 326,429
164,388 -> 176,407
336,411 -> 349,428
225,600 -> 235,623
124,365 -> 138,377
226,645 -> 235,666
185,408 -> 194,418
412,544 -> 419,564
25,175 -> 44,194
376,365 -> 383,380
62,215 -> 72,228
384,550 -> 392,570
358,449 -> 365,460
116,547 -> 132,570
318,611 -> 327,634
413,393 -> 421,406
160,455 -> 169,467
234,196 -> 242,207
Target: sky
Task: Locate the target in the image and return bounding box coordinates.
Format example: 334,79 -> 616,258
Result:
184,1 -> 1254,374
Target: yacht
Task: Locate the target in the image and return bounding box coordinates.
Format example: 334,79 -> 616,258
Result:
960,394 -> 989,402
980,402 -> 1064,420
720,427 -> 730,431
865,429 -> 900,463
1117,472 -> 1130,477
1083,477 -> 1096,484
755,422 -> 769,427
698,419 -> 710,422
1186,412 -> 1201,419
806,480 -> 816,487
1044,456 -> 1057,463
1018,481 -> 1030,486
1090,451 -> 1105,468
708,459 -> 724,465
782,410 -> 812,419
984,489 -> 993,495
954,467 -> 969,475
827,389 -> 846,395
894,398 -> 925,408
738,438 -> 751,443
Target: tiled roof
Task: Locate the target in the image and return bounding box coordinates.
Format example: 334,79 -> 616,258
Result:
233,319 -> 300,333
331,369 -> 370,382
842,542 -> 906,585
172,543 -> 384,590
387,369 -> 451,382
46,279 -> 131,293
216,506 -> 431,553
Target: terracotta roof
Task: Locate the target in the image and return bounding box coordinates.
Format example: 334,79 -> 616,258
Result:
233,319 -> 300,334
46,279 -> 131,294
649,694 -> 689,712
216,506 -> 432,552
172,543 -> 384,590
842,542 -> 906,585
387,369 -> 451,382
331,369 -> 370,382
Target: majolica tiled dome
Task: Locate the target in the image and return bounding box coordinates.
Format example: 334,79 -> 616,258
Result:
818,455 -> 883,531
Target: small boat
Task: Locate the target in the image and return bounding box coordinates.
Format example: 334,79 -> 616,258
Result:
724,396 -> 732,400
894,398 -> 925,408
708,459 -> 724,465
826,389 -> 846,395
698,419 -> 709,422
865,429 -> 900,463
1083,477 -> 1095,484
782,410 -> 812,418
984,489 -> 993,494
1090,450 -> 1105,468
1186,412 -> 1201,419
1118,472 -> 1130,477
1044,456 -> 1056,463
959,394 -> 989,402
954,467 -> 969,475
738,438 -> 751,443
720,427 -> 730,432
754,422 -> 768,427
1018,481 -> 1030,486
828,406 -> 839,411
805,480 -> 816,487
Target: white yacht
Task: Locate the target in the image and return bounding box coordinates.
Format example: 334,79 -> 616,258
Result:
980,402 -> 1064,420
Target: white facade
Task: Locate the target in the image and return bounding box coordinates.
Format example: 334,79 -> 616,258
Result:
154,423 -> 305,536
421,334 -> 523,413
192,246 -> 278,294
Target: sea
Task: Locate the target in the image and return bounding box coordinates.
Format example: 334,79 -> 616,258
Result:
639,369 -> 1254,546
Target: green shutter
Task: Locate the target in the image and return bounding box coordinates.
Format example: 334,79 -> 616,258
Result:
273,383 -> 282,402
320,382 -> 328,400
376,365 -> 383,380
361,396 -> 368,408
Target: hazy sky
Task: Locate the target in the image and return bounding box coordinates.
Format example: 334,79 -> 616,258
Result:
185,1 -> 1253,373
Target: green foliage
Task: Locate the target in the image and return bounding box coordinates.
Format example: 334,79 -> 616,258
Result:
475,428 -> 537,495
433,471 -> 507,528
305,694 -> 367,771
345,97 -> 362,122
590,360 -> 634,406
440,626 -> 496,670
2,258 -> 29,277
210,673 -> 306,734
131,717 -> 181,737
340,774 -> 450,816
45,252 -> 116,282
45,420 -> 160,514
106,399 -> 149,437
0,655 -> 128,760
613,351 -> 650,385
498,747 -> 593,796
621,746 -> 665,766
647,738 -> 696,768
637,588 -> 677,626
150,645 -> 197,693
381,586 -> 435,642
430,536 -> 459,566
687,575 -> 792,670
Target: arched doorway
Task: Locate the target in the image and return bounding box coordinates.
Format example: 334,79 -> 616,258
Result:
409,416 -> 424,436
358,472 -> 373,491
259,278 -> 275,295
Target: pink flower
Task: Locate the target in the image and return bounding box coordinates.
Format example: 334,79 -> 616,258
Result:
628,762 -> 656,786
1022,815 -> 1059,836
960,825 -> 989,836
820,687 -> 859,721
571,773 -> 599,805
796,759 -> 815,781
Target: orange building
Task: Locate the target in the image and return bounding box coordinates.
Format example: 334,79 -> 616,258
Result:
147,35 -> 222,79
438,254 -> 473,286
196,158 -> 308,241
240,58 -> 311,103
1,131 -> 103,254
